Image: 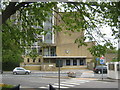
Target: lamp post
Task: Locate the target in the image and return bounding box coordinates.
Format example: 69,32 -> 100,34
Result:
58,59 -> 60,90
56,58 -> 63,90
100,56 -> 105,80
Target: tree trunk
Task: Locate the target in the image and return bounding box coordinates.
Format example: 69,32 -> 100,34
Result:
2,2 -> 31,24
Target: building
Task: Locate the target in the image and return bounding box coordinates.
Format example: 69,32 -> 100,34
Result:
22,12 -> 95,70
105,52 -> 118,62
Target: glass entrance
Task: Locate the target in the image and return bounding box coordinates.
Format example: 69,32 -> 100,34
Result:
66,60 -> 70,66
79,58 -> 86,65
73,60 -> 77,65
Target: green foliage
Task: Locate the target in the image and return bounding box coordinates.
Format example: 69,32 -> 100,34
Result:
27,48 -> 39,59
111,59 -> 119,62
75,37 -> 87,47
106,49 -> 119,62
118,49 -> 120,61
2,2 -> 58,70
55,2 -> 119,58
2,2 -> 120,66
2,22 -> 23,70
2,62 -> 20,71
88,45 -> 107,57
1,84 -> 14,90
106,49 -> 118,54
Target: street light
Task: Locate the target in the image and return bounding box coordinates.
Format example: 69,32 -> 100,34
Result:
56,58 -> 63,90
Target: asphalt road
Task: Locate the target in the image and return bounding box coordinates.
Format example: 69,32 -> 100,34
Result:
2,69 -> 83,78
2,72 -> 68,88
1,70 -> 119,90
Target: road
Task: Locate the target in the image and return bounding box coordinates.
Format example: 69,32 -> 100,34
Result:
2,72 -> 68,88
1,70 -> 119,90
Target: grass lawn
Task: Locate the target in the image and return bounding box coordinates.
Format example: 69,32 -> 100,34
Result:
0,83 -> 14,90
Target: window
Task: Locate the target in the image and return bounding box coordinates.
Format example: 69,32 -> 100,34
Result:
51,47 -> 56,56
66,60 -> 70,66
33,58 -> 36,63
38,58 -> 41,62
17,68 -> 24,70
38,48 -> 42,55
80,59 -> 84,65
73,60 -> 77,66
27,58 -> 29,63
117,64 -> 120,71
16,68 -> 25,70
79,58 -> 86,65
109,64 -> 114,70
44,15 -> 52,44
39,37 -> 42,42
44,48 -> 49,56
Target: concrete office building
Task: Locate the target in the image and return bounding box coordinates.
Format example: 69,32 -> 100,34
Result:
22,12 -> 95,70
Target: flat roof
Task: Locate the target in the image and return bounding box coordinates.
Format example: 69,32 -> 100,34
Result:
43,56 -> 87,59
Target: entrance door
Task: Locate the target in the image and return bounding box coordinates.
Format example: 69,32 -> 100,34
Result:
79,58 -> 86,65
73,59 -> 77,66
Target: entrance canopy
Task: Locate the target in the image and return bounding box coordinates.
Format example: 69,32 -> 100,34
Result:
43,56 -> 87,59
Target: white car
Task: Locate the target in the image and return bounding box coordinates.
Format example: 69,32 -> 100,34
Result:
13,67 -> 31,75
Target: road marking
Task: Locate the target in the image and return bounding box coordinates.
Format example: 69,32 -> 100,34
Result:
66,82 -> 84,84
39,85 -> 69,89
65,80 -> 90,83
60,84 -> 75,87
54,82 -> 81,85
67,81 -> 89,83
71,79 -> 90,82
39,79 -> 90,89
39,86 -> 48,89
103,82 -> 110,83
54,83 -> 76,87
52,85 -> 69,88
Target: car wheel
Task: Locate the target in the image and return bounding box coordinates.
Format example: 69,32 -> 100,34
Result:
98,71 -> 101,74
25,72 -> 29,74
13,72 -> 17,75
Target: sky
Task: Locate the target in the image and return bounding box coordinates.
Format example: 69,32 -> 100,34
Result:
98,26 -> 118,49
57,3 -> 119,49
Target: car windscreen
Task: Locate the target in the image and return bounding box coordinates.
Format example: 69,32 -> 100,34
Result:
96,66 -> 107,69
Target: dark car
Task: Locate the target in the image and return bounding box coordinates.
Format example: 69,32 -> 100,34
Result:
93,65 -> 107,74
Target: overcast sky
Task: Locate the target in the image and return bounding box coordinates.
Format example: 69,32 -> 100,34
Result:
57,3 -> 118,49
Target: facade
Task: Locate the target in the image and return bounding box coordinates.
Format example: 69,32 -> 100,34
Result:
23,12 -> 95,70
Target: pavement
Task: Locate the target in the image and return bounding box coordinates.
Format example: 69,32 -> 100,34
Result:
30,69 -> 117,82
41,70 -> 97,79
1,69 -> 119,90
80,71 -> 94,78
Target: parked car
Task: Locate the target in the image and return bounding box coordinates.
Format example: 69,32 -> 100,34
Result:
93,65 -> 107,74
13,67 -> 31,75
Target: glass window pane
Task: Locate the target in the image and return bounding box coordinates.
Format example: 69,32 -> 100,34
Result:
66,60 -> 70,66
73,60 -> 77,66
117,64 -> 120,71
109,64 -> 114,70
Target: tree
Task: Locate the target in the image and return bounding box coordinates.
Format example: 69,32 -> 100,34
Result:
118,49 -> 120,61
2,2 -> 30,24
2,24 -> 24,70
1,2 -> 59,70
1,1 -> 120,70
